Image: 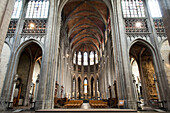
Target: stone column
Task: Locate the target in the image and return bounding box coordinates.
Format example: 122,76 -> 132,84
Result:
33,74 -> 40,102
109,47 -> 114,98
66,49 -> 71,99
99,65 -> 103,99
75,51 -> 78,99
57,53 -> 61,98
88,52 -> 91,98
10,74 -> 18,102
94,51 -> 97,99
76,77 -> 78,99
100,57 -> 105,99
0,0 -> 15,55
63,47 -> 67,97
36,0 -> 60,109
110,0 -> 137,109
107,56 -> 112,98
81,52 -> 84,99
104,57 -> 107,99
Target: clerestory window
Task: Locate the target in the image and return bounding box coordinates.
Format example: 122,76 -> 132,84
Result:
25,0 -> 49,18
11,0 -> 22,19
78,52 -> 82,65
90,51 -> 94,65
83,52 -> 88,66
148,0 -> 162,18
121,0 -> 146,18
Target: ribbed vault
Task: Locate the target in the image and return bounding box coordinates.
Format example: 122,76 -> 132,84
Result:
63,0 -> 110,52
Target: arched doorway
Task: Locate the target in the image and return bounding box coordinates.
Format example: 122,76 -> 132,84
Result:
91,77 -> 94,98
78,77 -> 81,99
84,78 -> 88,99
129,42 -> 160,108
130,58 -> 143,102
13,42 -> 42,106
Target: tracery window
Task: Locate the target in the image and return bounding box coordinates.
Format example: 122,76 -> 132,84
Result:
95,52 -> 98,64
11,0 -> 22,19
73,52 -> 76,64
121,0 -> 146,18
78,52 -> 82,65
25,0 -> 49,18
84,78 -> 88,94
90,51 -> 94,65
148,0 -> 162,18
83,52 -> 88,66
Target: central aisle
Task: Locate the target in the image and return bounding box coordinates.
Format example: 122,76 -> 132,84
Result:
81,103 -> 91,109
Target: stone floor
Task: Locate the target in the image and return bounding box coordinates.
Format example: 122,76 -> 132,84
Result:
1,103 -> 169,113
1,111 -> 170,113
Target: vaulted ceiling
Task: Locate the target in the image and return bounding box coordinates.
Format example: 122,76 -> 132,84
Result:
63,0 -> 110,52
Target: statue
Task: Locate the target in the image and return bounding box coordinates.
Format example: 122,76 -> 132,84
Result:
77,91 -> 79,99
108,85 -> 112,98
60,86 -> 64,98
114,80 -> 118,99
13,78 -> 23,106
55,81 -> 59,98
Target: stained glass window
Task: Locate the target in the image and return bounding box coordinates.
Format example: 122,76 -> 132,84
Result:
25,0 -> 49,18
83,52 -> 88,66
73,52 -> 76,64
78,52 -> 82,65
122,0 -> 146,18
84,78 -> 88,94
90,51 -> 94,65
148,0 -> 162,17
95,52 -> 98,64
11,0 -> 22,19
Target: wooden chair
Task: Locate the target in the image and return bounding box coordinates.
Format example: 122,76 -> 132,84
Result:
118,100 -> 124,108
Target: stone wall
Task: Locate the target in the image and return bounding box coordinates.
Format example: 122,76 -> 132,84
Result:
0,43 -> 10,95
0,0 -> 15,55
160,40 -> 170,89
158,0 -> 170,44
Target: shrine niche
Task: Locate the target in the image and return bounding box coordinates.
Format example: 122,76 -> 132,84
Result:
129,41 -> 159,107
141,57 -> 158,101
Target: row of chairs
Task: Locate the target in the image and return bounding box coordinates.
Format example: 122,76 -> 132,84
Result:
64,100 -> 83,108
89,100 -> 108,108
